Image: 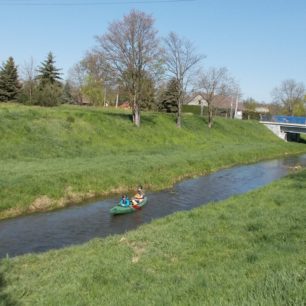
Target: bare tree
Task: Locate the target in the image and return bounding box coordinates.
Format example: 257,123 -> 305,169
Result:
197,67 -> 236,128
164,32 -> 204,127
271,79 -> 305,115
67,63 -> 86,104
95,10 -> 162,126
81,51 -> 110,82
21,57 -> 36,104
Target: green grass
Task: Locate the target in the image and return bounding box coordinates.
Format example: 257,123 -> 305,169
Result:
0,103 -> 306,219
1,168 -> 305,305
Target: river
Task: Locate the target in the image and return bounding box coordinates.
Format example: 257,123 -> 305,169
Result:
0,154 -> 305,258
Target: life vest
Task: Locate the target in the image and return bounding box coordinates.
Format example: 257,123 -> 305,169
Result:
120,199 -> 130,206
134,193 -> 144,200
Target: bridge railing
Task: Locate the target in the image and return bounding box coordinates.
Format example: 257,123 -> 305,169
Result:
261,115 -> 306,125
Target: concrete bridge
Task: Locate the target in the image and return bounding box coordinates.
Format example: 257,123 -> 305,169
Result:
260,115 -> 306,141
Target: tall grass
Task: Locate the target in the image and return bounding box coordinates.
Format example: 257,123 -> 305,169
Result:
1,103 -> 305,219
0,169 -> 305,305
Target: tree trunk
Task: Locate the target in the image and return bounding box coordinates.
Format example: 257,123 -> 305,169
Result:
234,95 -> 239,118
200,101 -> 204,117
133,94 -> 141,127
29,86 -> 32,104
115,93 -> 119,108
176,95 -> 182,128
208,104 -> 213,128
103,87 -> 107,107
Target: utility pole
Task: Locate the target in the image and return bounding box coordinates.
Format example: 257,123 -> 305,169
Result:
115,93 -> 119,108
103,86 -> 107,107
234,89 -> 239,118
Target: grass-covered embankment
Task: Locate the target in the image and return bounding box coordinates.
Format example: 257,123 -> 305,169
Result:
1,103 -> 306,219
1,168 -> 305,305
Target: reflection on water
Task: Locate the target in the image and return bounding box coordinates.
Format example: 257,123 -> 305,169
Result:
0,154 -> 306,258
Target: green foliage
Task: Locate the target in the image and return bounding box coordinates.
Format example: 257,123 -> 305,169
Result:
139,74 -> 156,111
0,104 -> 305,218
158,78 -> 179,113
292,100 -> 306,116
32,83 -> 64,107
243,97 -> 258,111
62,81 -> 75,104
30,52 -> 64,106
182,104 -> 207,115
81,75 -> 104,106
1,170 -> 305,305
36,52 -> 62,86
0,57 -> 20,102
182,104 -> 196,113
17,82 -> 35,105
242,110 -> 261,120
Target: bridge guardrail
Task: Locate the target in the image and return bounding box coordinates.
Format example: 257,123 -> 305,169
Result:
261,115 -> 306,125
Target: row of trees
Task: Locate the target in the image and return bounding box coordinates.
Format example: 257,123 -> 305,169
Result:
243,80 -> 306,118
67,10 -> 240,128
0,52 -> 72,106
271,79 -> 306,116
1,10 -> 305,127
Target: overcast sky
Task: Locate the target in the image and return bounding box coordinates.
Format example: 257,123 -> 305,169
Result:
0,0 -> 305,102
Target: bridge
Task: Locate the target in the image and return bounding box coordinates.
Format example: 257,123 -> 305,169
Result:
260,115 -> 306,141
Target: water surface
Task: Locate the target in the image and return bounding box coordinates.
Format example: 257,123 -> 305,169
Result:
1,154 -> 305,258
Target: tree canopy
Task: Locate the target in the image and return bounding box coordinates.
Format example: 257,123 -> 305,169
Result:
159,78 -> 180,113
0,57 -> 20,102
36,52 -> 62,86
271,79 -> 305,116
95,10 -> 162,126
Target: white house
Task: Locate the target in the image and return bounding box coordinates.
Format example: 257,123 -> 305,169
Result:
187,94 -> 208,106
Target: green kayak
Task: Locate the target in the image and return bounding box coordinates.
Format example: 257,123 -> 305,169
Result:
110,197 -> 148,215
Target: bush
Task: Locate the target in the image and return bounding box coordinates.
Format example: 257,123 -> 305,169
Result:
243,110 -> 262,120
182,105 -> 208,115
33,83 -> 64,106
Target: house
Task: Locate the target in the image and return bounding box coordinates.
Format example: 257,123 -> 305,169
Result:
186,93 -> 244,118
118,101 -> 131,109
255,106 -> 269,114
187,94 -> 208,107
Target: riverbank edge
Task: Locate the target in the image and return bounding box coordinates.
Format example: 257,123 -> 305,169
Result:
1,166 -> 305,305
1,149 -> 306,221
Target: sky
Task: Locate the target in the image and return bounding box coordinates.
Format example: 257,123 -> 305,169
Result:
0,0 -> 305,103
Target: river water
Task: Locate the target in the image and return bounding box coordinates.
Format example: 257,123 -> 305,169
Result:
1,154 -> 306,258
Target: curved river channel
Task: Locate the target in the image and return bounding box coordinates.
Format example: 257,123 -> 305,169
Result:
1,154 -> 306,258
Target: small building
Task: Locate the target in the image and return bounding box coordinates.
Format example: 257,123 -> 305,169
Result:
118,101 -> 131,109
186,93 -> 244,118
255,106 -> 270,114
187,94 -> 208,106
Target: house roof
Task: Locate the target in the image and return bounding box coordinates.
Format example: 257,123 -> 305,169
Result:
118,101 -> 131,109
187,93 -> 244,111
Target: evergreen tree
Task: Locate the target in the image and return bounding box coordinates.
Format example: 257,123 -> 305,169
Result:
140,75 -> 156,111
35,52 -> 64,106
0,57 -> 20,102
159,78 -> 180,113
62,81 -> 74,104
36,52 -> 62,86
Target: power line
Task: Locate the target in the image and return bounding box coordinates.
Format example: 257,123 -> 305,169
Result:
0,0 -> 197,6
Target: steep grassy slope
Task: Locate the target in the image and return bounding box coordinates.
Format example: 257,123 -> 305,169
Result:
0,103 -> 305,218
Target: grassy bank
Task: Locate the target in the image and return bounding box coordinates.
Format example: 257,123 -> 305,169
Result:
1,168 -> 305,305
1,103 -> 306,219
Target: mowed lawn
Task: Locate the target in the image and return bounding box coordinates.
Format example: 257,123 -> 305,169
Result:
0,169 -> 305,305
1,103 -> 306,219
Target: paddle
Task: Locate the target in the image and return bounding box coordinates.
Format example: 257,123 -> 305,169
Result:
132,202 -> 141,210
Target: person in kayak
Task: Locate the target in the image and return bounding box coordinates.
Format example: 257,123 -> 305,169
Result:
119,194 -> 130,207
131,186 -> 145,206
